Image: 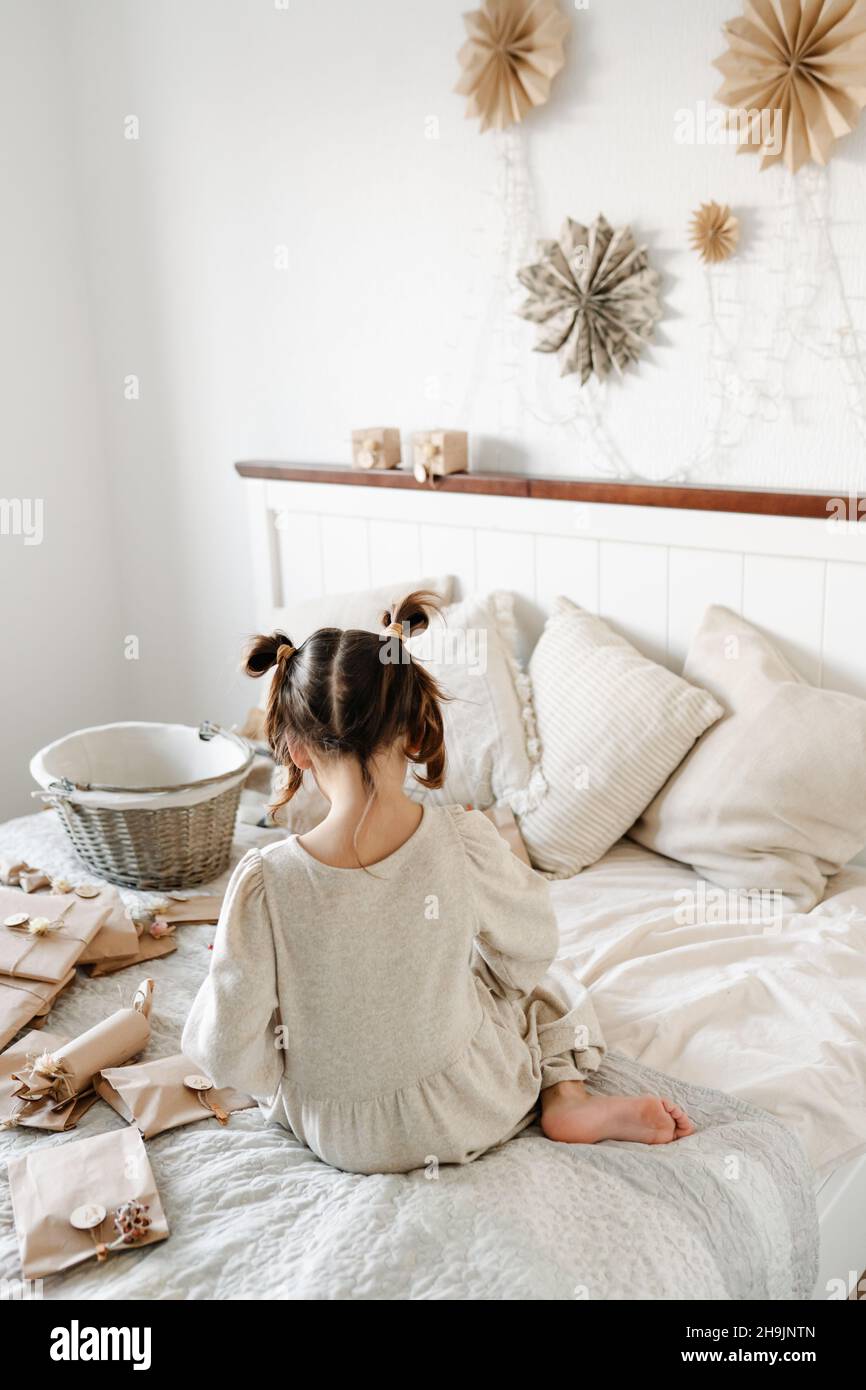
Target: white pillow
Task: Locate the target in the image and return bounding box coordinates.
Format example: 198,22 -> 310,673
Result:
265,586 -> 542,822
517,598 -> 723,877
630,606 -> 866,910
258,574 -> 454,708
406,591 -> 545,813
260,574 -> 453,823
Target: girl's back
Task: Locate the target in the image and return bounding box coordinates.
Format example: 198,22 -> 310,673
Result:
182,589 -> 693,1174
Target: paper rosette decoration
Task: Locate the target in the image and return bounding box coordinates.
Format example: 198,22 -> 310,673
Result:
455,0 -> 570,132
689,202 -> 741,262
714,0 -> 866,172
516,215 -> 662,385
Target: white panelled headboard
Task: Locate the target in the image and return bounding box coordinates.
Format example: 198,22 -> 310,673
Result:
242,470 -> 866,866
241,474 -> 866,701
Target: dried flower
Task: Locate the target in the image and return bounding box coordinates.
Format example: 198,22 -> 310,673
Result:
114,1200 -> 151,1245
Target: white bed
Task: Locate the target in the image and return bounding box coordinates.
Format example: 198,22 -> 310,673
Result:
0,806 -> 862,1299
238,470 -> 866,1299
1,476 -> 864,1299
547,840 -> 866,1300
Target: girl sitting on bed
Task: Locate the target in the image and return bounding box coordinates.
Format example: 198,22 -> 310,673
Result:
183,591 -> 693,1175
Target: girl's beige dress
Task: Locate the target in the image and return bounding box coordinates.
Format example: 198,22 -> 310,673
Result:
183,804 -> 605,1175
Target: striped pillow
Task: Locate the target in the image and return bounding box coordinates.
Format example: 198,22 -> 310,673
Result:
517,599 -> 723,877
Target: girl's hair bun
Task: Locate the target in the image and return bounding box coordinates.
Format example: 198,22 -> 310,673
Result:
242,631 -> 293,678
378,589 -> 443,639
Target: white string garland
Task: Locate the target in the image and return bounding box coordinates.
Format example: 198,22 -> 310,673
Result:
444,128 -> 865,485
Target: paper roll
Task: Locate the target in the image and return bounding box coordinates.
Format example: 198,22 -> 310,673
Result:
13,978 -> 154,1103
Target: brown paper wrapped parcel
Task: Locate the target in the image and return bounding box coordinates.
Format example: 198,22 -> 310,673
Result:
8,1127 -> 169,1278
76,887 -> 140,964
11,979 -> 154,1104
0,886 -> 110,982
95,1052 -> 255,1138
1,1029 -> 99,1131
0,969 -> 75,1051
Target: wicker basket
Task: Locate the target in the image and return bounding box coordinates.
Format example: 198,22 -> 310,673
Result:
31,722 -> 253,890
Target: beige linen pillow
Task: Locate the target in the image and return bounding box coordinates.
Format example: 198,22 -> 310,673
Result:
518,598 -> 723,877
265,574 -> 453,654
630,606 -> 866,910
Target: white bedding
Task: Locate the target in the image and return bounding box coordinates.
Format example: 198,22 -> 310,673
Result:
0,811 -> 856,1299
548,841 -> 866,1178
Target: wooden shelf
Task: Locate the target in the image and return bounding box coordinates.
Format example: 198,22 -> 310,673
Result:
235,462 -> 858,521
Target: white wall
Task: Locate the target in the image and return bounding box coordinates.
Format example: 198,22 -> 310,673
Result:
0,1 -> 122,820
2,0 -> 865,817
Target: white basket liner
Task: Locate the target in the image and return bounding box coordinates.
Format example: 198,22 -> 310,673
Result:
31,722 -> 250,811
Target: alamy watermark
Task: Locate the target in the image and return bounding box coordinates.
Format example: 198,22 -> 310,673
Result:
674,101 -> 782,158
379,623 -> 488,674
0,497 -> 43,545
826,495 -> 866,533
674,882 -> 785,934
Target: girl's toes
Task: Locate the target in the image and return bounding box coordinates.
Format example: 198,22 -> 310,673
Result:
662,1099 -> 695,1137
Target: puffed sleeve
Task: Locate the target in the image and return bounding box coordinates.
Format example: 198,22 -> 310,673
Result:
182,849 -> 283,1101
449,806 -> 558,1001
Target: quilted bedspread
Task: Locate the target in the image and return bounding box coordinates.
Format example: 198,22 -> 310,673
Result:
0,812 -> 818,1300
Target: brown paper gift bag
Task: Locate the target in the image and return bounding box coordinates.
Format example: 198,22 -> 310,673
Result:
12,979 -> 154,1104
88,932 -> 177,977
7,1126 -> 169,1278
76,888 -> 140,965
0,969 -> 75,1051
150,894 -> 223,926
1,1029 -> 99,1131
95,1053 -> 255,1138
0,886 -> 110,982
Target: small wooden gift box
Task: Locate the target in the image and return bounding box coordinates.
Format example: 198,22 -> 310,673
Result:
411,430 -> 468,483
351,428 -> 401,471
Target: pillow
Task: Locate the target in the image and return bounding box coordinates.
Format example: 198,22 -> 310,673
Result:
269,574 -> 454,646
256,574 -> 453,819
258,574 -> 453,709
630,606 -> 866,910
265,589 -> 543,825
406,591 -> 544,813
517,598 -> 723,877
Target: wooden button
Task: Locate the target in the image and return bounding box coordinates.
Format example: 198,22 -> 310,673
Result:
70,1203 -> 106,1230
3,913 -> 29,927
184,1074 -> 213,1093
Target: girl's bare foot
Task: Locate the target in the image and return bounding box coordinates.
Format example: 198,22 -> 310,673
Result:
541,1081 -> 695,1146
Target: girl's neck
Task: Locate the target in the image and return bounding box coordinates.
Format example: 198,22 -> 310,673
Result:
298,764 -> 424,870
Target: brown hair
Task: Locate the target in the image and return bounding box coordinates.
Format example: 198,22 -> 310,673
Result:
242,590 -> 448,813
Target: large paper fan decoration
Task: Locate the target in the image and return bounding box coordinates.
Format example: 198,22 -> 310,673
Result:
455,0 -> 570,132
516,216 -> 662,385
714,0 -> 866,172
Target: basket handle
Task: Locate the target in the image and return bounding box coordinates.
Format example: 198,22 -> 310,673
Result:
32,778 -> 76,803
31,724 -> 253,799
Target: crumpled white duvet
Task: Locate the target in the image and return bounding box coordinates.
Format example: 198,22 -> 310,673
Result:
0,813 -> 844,1300
547,841 -> 866,1179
